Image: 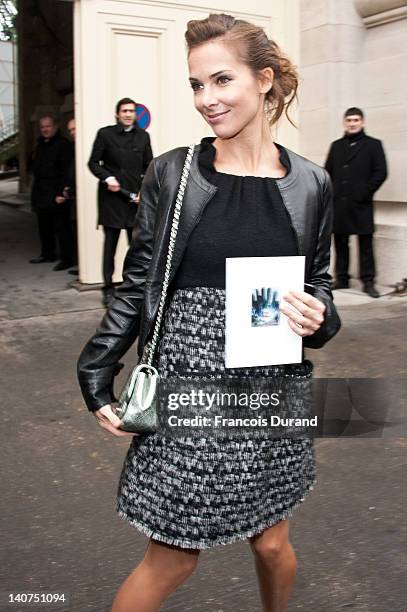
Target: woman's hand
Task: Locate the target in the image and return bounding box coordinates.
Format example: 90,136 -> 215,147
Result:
280,290 -> 325,338
94,404 -> 138,437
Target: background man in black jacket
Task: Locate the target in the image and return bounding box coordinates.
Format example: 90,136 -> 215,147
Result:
325,107 -> 387,298
30,116 -> 74,270
55,118 -> 77,275
88,97 -> 153,307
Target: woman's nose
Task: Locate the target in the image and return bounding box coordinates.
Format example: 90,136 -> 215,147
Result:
201,86 -> 218,109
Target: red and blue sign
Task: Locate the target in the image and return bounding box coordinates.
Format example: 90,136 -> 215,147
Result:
136,103 -> 151,130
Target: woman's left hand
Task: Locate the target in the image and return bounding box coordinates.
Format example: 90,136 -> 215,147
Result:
280,290 -> 326,338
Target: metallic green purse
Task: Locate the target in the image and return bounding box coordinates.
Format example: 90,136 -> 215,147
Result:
117,358 -> 158,433
116,144 -> 195,433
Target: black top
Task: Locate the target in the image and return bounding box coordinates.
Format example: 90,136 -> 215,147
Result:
172,138 -> 298,289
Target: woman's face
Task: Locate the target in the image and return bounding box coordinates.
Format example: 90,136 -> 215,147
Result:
188,40 -> 272,139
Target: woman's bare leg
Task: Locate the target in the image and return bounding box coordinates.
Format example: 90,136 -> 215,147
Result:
111,539 -> 200,612
248,519 -> 297,612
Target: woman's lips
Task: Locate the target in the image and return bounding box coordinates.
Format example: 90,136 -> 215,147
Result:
206,110 -> 230,124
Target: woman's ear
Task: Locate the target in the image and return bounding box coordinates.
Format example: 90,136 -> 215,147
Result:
258,67 -> 273,94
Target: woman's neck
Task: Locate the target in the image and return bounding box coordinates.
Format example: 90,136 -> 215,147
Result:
212,119 -> 286,178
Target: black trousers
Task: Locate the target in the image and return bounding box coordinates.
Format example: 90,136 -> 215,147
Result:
334,233 -> 375,284
36,209 -> 56,259
55,202 -> 74,263
103,226 -> 133,288
36,205 -> 73,263
70,199 -> 78,265
71,220 -> 78,265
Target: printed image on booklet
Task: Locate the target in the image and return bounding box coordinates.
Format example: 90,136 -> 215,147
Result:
225,256 -> 305,368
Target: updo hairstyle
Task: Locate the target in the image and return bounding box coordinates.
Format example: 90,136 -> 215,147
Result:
185,13 -> 298,127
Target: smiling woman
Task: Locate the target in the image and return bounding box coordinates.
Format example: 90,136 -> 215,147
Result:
77,11 -> 341,612
186,13 -> 298,130
185,14 -> 299,178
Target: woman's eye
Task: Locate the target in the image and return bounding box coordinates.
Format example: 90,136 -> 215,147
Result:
217,76 -> 231,85
190,82 -> 202,92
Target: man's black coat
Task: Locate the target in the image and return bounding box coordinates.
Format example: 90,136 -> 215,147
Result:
325,131 -> 387,234
88,123 -> 153,229
62,145 -> 76,222
31,130 -> 73,211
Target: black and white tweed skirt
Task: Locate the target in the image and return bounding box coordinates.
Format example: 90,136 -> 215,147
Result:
116,287 -> 315,549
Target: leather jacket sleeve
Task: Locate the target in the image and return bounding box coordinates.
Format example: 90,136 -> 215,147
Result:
77,159 -> 160,411
303,170 -> 341,349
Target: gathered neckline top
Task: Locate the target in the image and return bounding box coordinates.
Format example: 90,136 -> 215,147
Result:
199,136 -> 291,179
172,138 -> 298,290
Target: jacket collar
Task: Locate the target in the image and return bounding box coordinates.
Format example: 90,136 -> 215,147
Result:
115,122 -> 138,134
343,131 -> 368,164
344,128 -> 365,142
193,136 -> 299,190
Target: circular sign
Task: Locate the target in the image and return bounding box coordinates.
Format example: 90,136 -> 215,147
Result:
136,103 -> 151,130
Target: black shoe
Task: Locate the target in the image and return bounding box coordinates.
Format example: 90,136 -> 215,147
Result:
363,283 -> 380,298
102,286 -> 115,308
68,268 -> 79,276
53,261 -> 73,271
332,280 -> 349,290
29,255 -> 56,264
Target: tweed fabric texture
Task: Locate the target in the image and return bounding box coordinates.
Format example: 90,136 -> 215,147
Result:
117,287 -> 315,549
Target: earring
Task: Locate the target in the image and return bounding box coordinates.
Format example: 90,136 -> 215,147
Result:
264,97 -> 274,124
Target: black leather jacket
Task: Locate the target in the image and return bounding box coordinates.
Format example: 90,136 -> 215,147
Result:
78,142 -> 341,412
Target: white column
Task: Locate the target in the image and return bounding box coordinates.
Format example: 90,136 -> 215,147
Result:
299,0 -> 365,167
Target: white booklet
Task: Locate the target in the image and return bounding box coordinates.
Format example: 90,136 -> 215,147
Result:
225,256 -> 305,368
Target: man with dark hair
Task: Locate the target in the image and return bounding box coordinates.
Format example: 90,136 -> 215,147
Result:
88,98 -> 153,307
325,107 -> 387,298
30,115 -> 74,269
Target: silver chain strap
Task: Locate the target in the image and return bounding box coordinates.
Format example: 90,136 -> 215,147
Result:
145,144 -> 195,366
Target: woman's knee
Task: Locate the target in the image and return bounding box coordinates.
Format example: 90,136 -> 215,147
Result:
249,520 -> 293,566
171,551 -> 199,582
144,540 -> 199,583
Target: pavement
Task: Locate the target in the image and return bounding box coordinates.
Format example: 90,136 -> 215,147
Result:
0,177 -> 30,211
0,202 -> 406,612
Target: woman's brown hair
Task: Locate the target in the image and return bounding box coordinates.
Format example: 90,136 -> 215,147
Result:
185,13 -> 298,127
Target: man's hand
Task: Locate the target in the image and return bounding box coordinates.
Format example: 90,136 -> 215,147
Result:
105,177 -> 121,192
280,290 -> 326,337
55,196 -> 66,204
94,404 -> 138,437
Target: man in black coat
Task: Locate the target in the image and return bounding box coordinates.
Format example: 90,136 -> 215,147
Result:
30,116 -> 74,270
325,107 -> 387,298
88,97 -> 153,307
55,117 -> 77,274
